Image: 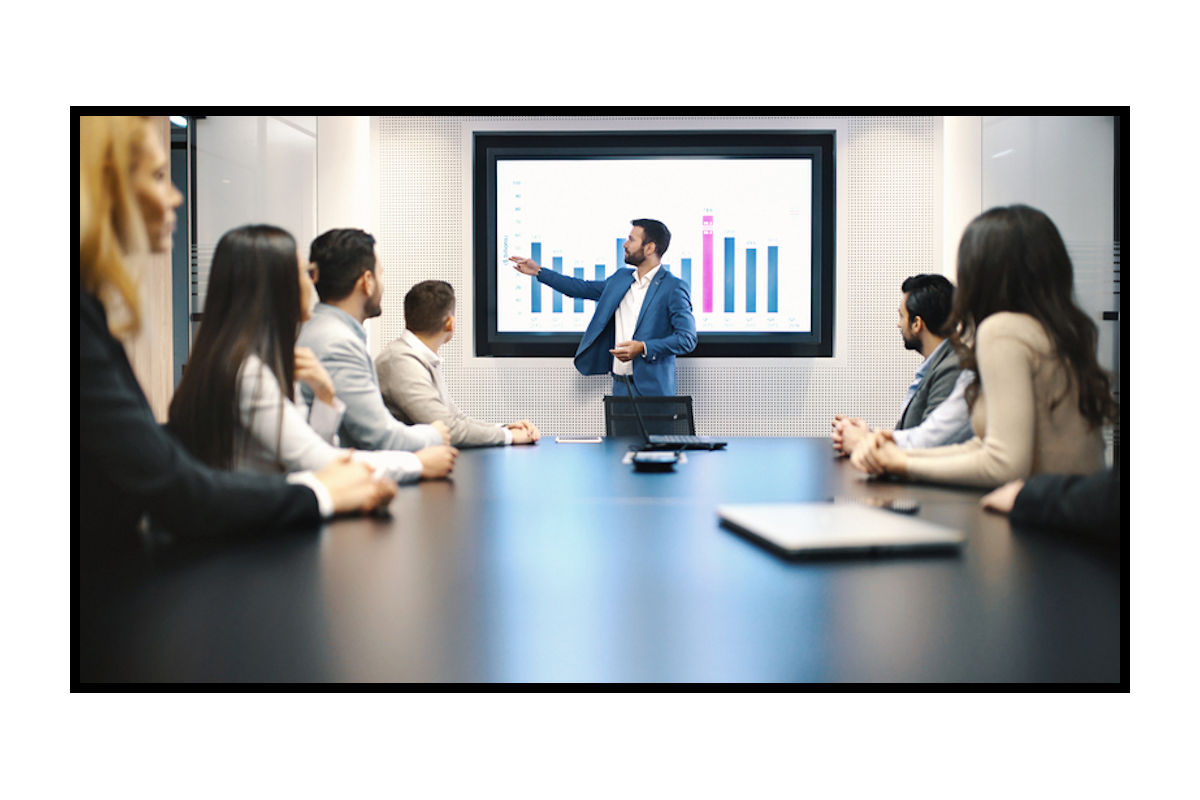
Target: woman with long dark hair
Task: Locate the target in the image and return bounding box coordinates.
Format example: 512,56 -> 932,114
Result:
168,225 -> 457,482
852,204 -> 1118,487
79,117 -> 396,566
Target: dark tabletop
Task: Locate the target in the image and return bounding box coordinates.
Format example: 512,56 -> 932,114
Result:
77,438 -> 1123,684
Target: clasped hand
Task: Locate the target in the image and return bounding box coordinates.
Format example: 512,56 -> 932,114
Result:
416,445 -> 458,479
314,451 -> 397,514
506,419 -> 541,444
849,430 -> 907,477
831,415 -> 870,456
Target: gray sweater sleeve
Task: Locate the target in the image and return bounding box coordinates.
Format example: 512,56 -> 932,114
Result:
376,349 -> 506,448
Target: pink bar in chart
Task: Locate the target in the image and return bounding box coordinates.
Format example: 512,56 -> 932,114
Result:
702,214 -> 714,313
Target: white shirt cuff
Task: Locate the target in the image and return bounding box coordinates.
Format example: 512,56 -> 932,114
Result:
395,451 -> 424,481
287,470 -> 334,518
354,449 -> 423,484
890,428 -> 913,449
499,424 -> 513,445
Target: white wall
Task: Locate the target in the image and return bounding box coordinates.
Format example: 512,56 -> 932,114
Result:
193,114 -> 1114,441
371,115 -> 941,438
941,116 -> 983,275
315,116 -> 376,349
316,116 -> 372,233
184,113 -> 1112,443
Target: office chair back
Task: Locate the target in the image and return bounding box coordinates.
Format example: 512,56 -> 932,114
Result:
603,395 -> 696,437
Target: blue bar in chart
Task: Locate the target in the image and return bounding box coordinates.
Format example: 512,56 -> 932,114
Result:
724,237 -> 735,313
681,257 -> 691,292
616,238 -> 623,273
768,245 -> 778,313
745,248 -> 757,313
552,256 -> 563,312
574,268 -> 585,311
530,242 -> 542,313
594,264 -> 604,281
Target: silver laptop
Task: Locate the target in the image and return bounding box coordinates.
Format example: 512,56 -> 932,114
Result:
717,502 -> 964,557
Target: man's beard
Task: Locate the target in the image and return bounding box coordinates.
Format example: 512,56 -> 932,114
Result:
624,248 -> 644,266
902,330 -> 921,352
364,290 -> 383,320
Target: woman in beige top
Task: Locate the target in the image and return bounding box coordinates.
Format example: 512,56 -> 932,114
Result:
851,205 -> 1118,488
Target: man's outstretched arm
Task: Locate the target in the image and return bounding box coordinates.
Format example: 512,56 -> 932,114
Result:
510,256 -> 605,300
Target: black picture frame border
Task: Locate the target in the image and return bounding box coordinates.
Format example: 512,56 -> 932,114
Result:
472,129 -> 836,358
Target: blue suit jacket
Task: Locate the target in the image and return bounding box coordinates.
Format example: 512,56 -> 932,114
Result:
537,266 -> 697,396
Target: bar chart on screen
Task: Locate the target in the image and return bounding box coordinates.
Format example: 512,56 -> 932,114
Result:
496,158 -> 814,335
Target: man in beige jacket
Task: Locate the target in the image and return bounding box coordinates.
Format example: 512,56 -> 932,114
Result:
377,280 -> 540,447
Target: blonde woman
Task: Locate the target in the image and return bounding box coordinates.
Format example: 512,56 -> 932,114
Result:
79,116 -> 395,568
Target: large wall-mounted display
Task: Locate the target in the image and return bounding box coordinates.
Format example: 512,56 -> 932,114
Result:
473,130 -> 835,357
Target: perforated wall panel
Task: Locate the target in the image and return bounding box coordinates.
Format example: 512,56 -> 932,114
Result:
374,115 -> 940,438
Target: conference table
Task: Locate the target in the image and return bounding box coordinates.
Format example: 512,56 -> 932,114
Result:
78,438 -> 1123,684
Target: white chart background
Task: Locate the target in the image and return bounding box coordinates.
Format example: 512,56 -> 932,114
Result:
496,158 -> 813,334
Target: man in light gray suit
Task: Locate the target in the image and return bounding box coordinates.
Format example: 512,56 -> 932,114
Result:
298,229 -> 454,455
377,280 -> 540,448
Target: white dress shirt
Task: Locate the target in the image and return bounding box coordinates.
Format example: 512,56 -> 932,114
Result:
891,368 -> 976,449
234,353 -> 424,484
613,265 -> 659,375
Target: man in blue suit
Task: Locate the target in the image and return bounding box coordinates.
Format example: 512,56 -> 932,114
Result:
510,219 -> 697,396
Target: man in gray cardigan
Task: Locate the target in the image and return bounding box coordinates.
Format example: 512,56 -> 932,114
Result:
377,281 -> 541,448
832,274 -> 968,455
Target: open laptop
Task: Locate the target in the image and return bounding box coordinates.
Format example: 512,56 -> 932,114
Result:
717,502 -> 964,558
619,374 -> 727,451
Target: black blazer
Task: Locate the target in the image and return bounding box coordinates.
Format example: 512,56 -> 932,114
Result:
77,286 -> 319,565
1011,467 -> 1120,545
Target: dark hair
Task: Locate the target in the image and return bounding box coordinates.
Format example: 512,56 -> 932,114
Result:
309,228 -> 377,302
404,280 -> 456,334
631,218 -> 671,258
900,274 -> 955,337
168,224 -> 301,470
949,204 -> 1117,427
